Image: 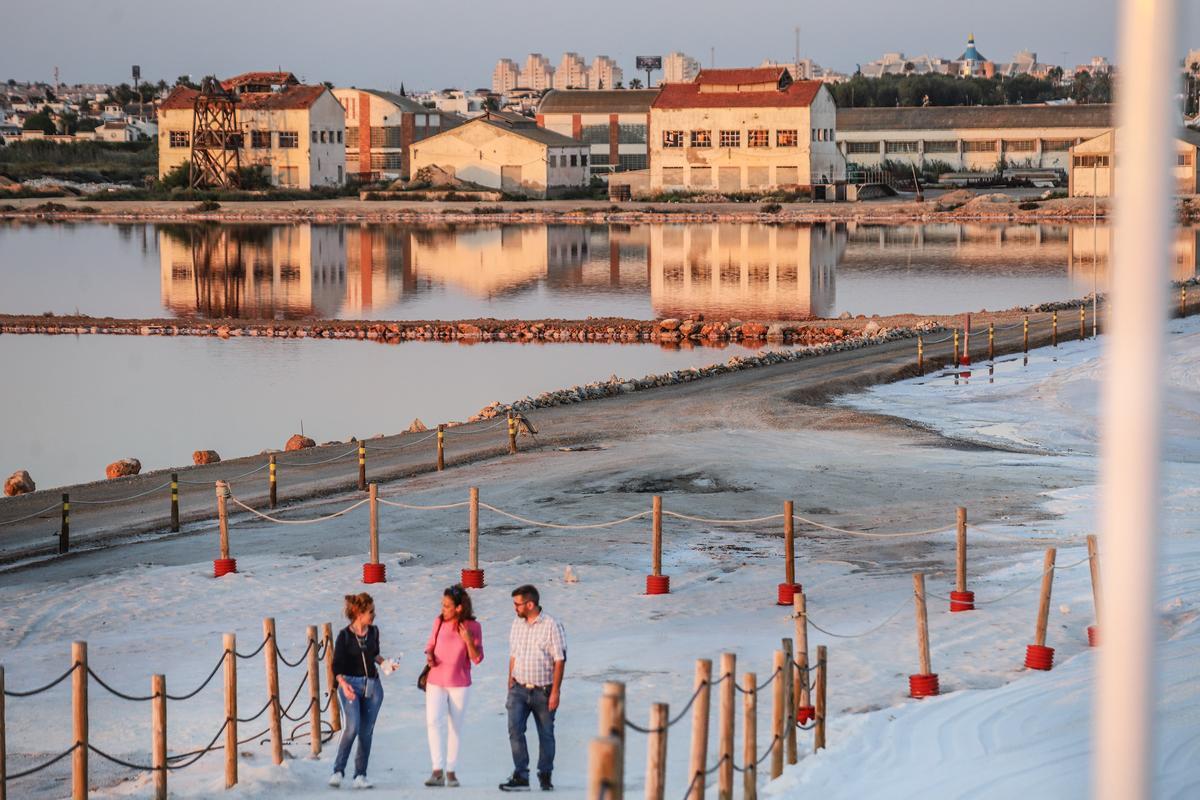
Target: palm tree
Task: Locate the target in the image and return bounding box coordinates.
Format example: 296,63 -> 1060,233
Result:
629,78 -> 643,90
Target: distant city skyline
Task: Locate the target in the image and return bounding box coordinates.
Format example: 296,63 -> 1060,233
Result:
3,0 -> 1198,91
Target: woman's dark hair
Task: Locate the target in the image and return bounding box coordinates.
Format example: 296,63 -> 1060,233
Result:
445,584 -> 475,620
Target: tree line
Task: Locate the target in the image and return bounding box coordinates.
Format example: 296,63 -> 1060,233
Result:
828,70 -> 1113,108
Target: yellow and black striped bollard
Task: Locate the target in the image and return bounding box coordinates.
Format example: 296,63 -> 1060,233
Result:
269,455 -> 277,509
988,323 -> 994,361
171,473 -> 180,532
437,424 -> 446,471
1052,310 -> 1058,347
1079,306 -> 1085,339
358,440 -> 367,491
59,492 -> 69,554
508,411 -> 518,454
953,329 -> 960,367
1023,316 -> 1029,352
917,336 -> 924,376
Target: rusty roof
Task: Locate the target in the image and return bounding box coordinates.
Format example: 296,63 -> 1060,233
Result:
538,89 -> 661,114
222,72 -> 299,89
159,84 -> 328,112
693,67 -> 788,85
836,104 -> 1114,131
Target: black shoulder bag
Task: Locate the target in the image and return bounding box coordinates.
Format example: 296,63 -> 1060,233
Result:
417,617 -> 444,691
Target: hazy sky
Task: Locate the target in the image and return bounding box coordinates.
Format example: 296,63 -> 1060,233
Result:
4,1 -> 1198,91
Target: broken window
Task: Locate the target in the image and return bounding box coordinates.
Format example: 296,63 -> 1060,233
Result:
719,130 -> 740,148
251,130 -> 271,149
690,130 -> 712,148
663,130 -> 684,148
777,130 -> 798,147
168,130 -> 189,148
748,130 -> 769,148
279,131 -> 299,148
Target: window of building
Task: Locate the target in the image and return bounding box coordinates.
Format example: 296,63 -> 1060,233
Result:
691,130 -> 712,148
251,130 -> 271,149
591,152 -> 611,166
690,166 -> 712,185
581,154 -> 588,167
337,130 -> 343,143
1003,139 -> 1035,152
827,129 -> 835,142
570,154 -> 578,167
777,129 -> 798,147
661,166 -> 685,185
963,140 -> 997,152
719,130 -> 740,148
279,131 -> 299,148
663,130 -> 684,148
312,130 -> 318,143
168,130 -> 189,148
346,128 -> 359,148
1179,152 -> 1194,167
923,139 -> 958,153
370,153 -> 404,170
1072,155 -> 1110,167
845,140 -> 879,154
776,166 -> 799,185
617,123 -> 647,144
415,114 -> 427,126
1041,139 -> 1073,152
885,140 -> 920,154
618,153 -> 647,171
748,130 -> 769,148
225,133 -> 243,150
321,130 -> 329,143
582,124 -> 609,144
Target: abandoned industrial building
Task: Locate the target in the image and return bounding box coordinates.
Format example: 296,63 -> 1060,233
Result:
331,88 -> 465,181
158,71 -> 346,190
1068,127 -> 1200,197
536,89 -> 659,177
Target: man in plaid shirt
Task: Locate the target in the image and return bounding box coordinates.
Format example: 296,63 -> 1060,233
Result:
500,584 -> 566,792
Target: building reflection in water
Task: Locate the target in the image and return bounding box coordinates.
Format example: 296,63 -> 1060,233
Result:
648,223 -> 844,319
1068,224 -> 1200,284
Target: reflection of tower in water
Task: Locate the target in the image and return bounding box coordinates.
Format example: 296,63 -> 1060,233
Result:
648,223 -> 844,319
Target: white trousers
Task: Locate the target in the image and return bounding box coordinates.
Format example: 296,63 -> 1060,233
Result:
425,684 -> 471,771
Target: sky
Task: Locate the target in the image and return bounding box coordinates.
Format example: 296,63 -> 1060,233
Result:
3,0 -> 1199,92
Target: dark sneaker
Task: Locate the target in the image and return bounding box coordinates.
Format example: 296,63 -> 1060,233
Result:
538,773 -> 553,791
499,775 -> 530,792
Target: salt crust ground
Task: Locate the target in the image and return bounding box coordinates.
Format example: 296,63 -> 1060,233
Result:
2,319 -> 1197,799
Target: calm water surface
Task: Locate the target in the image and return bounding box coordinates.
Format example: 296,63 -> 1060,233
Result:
3,220 -> 1189,320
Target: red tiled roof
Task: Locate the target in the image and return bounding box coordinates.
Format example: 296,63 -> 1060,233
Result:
694,67 -> 787,85
158,84 -> 327,112
222,71 -> 299,89
653,79 -> 823,110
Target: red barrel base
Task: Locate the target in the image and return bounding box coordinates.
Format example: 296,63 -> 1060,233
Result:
909,673 -> 940,698
461,568 -> 485,589
646,574 -> 671,595
949,590 -> 976,612
213,558 -> 237,578
362,562 -> 386,584
1025,644 -> 1055,671
777,582 -> 803,606
1087,625 -> 1099,647
796,705 -> 816,724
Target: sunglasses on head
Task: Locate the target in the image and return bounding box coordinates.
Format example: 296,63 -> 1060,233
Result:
447,586 -> 465,602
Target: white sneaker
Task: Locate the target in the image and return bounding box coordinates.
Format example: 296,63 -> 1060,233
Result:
329,772 -> 343,787
353,775 -> 374,790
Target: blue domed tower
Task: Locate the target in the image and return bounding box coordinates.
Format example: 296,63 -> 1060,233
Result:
958,33 -> 990,77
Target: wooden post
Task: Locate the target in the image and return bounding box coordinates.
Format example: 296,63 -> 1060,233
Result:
1080,305 -> 1086,338
322,622 -> 341,732
1,666 -> 7,800
793,593 -> 810,712
358,440 -> 366,491
652,496 -> 663,576
814,646 -> 827,752
913,573 -> 932,676
60,493 -> 69,555
1088,534 -> 1104,628
307,625 -> 321,758
72,641 -> 87,800
216,481 -> 230,561
988,322 -> 995,360
170,473 -> 180,532
223,633 -> 238,788
770,650 -> 784,779
152,674 -> 166,800
646,703 -> 668,800
437,424 -> 445,471
717,653 -> 735,800
1034,548 -> 1057,647
1182,285 -> 1188,316
783,500 -> 795,587
269,455 -> 277,509
589,736 -> 621,800
687,659 -> 712,800
1023,316 -> 1029,352
955,507 -> 968,593
263,618 -> 284,765
742,673 -> 757,800
917,335 -> 924,375
368,483 -> 379,566
1052,310 -> 1058,346
782,638 -> 796,765
600,682 -> 626,794
508,411 -> 518,454
468,487 -> 479,571
952,329 -> 959,366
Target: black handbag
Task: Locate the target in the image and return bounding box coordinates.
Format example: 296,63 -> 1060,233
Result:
418,617 -> 444,691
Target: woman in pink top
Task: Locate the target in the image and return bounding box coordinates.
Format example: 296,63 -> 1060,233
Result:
424,584 -> 484,787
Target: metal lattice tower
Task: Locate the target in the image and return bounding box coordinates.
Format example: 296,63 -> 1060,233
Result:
190,76 -> 241,189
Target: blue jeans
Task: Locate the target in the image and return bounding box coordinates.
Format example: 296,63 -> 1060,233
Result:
507,684 -> 556,779
333,676 -> 383,778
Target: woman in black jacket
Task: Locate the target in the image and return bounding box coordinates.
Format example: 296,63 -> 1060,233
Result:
330,592 -> 394,789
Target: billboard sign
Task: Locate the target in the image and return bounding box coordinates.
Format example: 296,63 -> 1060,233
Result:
636,56 -> 662,72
